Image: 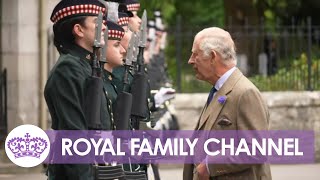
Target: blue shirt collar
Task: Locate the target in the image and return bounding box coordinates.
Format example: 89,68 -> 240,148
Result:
214,67 -> 237,91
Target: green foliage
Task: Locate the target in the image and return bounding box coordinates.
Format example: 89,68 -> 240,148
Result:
253,0 -> 320,26
180,75 -> 212,93
139,0 -> 225,92
250,53 -> 320,91
139,0 -> 176,23
173,0 -> 225,27
170,1 -> 225,92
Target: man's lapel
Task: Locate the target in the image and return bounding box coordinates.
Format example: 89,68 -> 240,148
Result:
194,103 -> 207,130
198,69 -> 243,130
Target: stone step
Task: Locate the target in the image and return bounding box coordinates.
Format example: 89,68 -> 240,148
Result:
0,148 -> 44,174
0,162 -> 43,174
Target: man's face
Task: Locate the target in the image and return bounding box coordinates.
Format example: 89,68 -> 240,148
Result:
81,16 -> 106,47
106,39 -> 126,68
128,11 -> 141,33
188,37 -> 214,81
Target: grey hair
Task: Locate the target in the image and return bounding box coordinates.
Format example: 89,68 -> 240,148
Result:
197,28 -> 237,66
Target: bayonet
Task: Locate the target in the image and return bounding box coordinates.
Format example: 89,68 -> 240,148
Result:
94,11 -> 104,48
138,10 -> 147,48
133,10 -> 147,72
124,32 -> 136,66
100,27 -> 108,64
132,33 -> 139,64
91,11 -> 104,77
97,0 -> 108,64
106,1 -> 119,23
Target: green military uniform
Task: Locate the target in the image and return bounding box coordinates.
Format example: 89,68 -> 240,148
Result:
148,51 -> 170,90
102,69 -> 118,113
103,68 -> 136,171
44,45 -> 113,180
112,66 -> 134,93
46,0 -> 109,179
113,66 -> 156,120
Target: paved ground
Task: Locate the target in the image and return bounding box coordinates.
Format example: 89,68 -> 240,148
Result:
0,164 -> 319,180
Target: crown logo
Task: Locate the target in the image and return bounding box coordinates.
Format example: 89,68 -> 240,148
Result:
7,133 -> 48,159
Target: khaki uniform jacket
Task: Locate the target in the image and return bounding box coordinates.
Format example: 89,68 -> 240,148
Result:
183,69 -> 272,180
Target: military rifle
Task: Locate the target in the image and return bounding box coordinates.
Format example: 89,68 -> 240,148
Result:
112,33 -> 136,130
130,10 -> 149,130
83,11 -> 106,130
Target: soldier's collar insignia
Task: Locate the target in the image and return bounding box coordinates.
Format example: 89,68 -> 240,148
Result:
86,54 -> 91,60
108,75 -> 112,81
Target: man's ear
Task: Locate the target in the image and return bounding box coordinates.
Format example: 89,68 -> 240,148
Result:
211,49 -> 217,63
73,24 -> 84,38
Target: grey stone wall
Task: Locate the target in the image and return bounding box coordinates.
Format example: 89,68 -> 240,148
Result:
172,92 -> 320,161
1,0 -> 40,131
1,0 -> 60,131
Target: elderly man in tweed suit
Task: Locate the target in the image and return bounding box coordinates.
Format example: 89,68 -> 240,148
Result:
183,27 -> 272,180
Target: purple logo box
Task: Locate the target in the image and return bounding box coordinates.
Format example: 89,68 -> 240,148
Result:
44,130 -> 314,164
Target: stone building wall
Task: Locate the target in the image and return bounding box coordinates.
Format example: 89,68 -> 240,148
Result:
1,0 -> 39,131
0,0 -> 59,131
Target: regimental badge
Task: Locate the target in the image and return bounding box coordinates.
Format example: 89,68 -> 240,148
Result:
86,54 -> 91,60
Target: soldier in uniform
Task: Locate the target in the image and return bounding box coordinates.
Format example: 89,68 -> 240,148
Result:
44,0 -> 110,179
126,0 -> 142,33
112,2 -> 134,92
148,10 -> 171,90
115,0 -> 175,123
101,20 -> 126,110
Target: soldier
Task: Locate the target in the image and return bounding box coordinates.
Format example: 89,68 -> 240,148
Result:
118,2 -> 133,32
112,2 -> 134,92
117,0 -> 175,122
112,0 -> 140,93
148,10 -> 171,90
126,0 -> 142,33
102,20 -> 126,109
45,0 -> 110,179
146,11 -> 179,131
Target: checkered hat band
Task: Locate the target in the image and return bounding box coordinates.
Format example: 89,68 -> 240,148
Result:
108,29 -> 125,40
51,4 -> 106,23
118,17 -> 129,26
127,3 -> 140,11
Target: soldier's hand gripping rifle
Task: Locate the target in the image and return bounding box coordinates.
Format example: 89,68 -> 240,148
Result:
130,10 -> 149,130
83,11 -> 105,130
